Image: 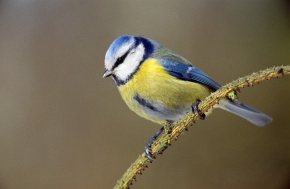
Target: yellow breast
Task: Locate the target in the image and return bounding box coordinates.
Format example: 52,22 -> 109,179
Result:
118,58 -> 211,124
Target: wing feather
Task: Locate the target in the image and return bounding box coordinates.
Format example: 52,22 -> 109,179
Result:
157,57 -> 221,90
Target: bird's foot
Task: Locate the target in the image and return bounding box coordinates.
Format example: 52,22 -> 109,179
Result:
191,100 -> 206,120
144,126 -> 164,161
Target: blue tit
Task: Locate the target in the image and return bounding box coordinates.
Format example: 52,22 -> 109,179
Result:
103,35 -> 272,160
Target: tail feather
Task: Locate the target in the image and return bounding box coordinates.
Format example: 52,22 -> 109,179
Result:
218,98 -> 272,126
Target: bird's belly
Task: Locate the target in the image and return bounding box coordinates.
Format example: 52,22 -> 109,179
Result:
118,77 -> 211,125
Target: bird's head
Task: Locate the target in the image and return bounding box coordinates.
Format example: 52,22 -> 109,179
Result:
103,35 -> 159,85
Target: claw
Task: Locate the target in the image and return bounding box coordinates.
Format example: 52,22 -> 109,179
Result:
144,127 -> 164,161
191,100 -> 206,120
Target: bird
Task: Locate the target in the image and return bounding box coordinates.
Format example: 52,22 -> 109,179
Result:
103,35 -> 272,160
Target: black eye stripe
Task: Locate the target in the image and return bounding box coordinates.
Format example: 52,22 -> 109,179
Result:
112,51 -> 129,70
111,38 -> 154,86
111,38 -> 145,71
116,55 -> 125,65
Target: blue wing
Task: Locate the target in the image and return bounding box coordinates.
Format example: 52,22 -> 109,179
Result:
158,58 -> 221,90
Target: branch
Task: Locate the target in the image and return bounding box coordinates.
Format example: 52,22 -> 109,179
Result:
113,65 -> 290,189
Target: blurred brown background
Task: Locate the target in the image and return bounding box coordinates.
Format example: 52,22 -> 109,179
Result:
0,1 -> 290,189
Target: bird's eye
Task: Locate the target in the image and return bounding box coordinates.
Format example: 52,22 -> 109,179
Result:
112,53 -> 128,70
116,56 -> 125,65
113,55 -> 126,70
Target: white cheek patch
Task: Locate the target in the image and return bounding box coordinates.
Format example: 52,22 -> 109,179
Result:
115,43 -> 145,81
104,38 -> 135,70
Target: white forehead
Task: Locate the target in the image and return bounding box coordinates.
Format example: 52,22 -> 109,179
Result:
104,37 -> 135,70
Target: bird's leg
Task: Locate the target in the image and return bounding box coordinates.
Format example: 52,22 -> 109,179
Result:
144,126 -> 164,161
144,121 -> 173,161
191,100 -> 206,120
